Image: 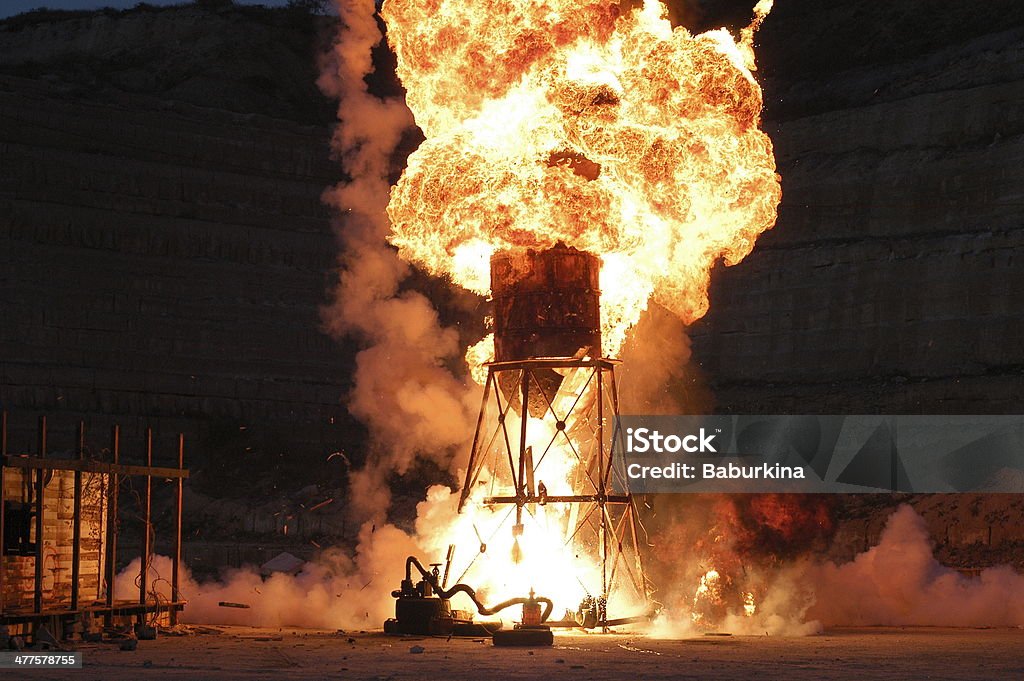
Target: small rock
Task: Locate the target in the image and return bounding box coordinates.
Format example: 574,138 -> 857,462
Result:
120,639 -> 138,651
555,658 -> 565,664
142,660 -> 153,668
409,645 -> 425,654
10,636 -> 25,651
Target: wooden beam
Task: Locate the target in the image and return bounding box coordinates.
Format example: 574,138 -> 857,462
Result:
34,416 -> 46,615
139,428 -> 152,624
104,426 -> 119,627
171,433 -> 184,626
71,421 -> 84,612
2,456 -> 188,479
0,410 -> 7,617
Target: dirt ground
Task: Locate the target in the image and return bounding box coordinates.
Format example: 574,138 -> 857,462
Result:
7,625 -> 1023,681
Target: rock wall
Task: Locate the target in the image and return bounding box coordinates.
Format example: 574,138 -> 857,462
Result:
0,73 -> 353,472
689,5 -> 1024,413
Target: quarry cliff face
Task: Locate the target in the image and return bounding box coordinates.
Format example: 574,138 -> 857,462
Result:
688,1 -> 1024,414
0,7 -> 352,487
1,1 -> 1023,491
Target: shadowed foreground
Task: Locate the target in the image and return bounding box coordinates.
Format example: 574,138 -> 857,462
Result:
12,626 -> 1024,680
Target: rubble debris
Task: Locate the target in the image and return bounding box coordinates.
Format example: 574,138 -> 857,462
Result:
410,645 -> 425,654
218,601 -> 251,609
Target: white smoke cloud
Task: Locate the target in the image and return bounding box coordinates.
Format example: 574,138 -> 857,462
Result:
133,504 -> 1024,632
803,504 -> 1024,627
618,303 -> 710,415
119,487 -> 471,629
650,503 -> 1024,636
317,0 -> 479,524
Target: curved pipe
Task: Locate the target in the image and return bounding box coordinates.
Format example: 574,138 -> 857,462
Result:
405,556 -> 553,622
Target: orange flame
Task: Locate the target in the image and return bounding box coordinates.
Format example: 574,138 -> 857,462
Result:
383,0 -> 780,364
377,0 -> 779,620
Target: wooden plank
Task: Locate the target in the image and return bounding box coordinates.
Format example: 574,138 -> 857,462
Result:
2,455 -> 188,479
71,421 -> 84,611
33,416 -> 46,614
1,410 -> 6,617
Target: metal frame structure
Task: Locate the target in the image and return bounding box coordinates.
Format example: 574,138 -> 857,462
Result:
0,412 -> 187,634
458,357 -> 651,628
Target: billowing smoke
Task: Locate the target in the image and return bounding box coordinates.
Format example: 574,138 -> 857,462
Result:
651,502 -> 1024,636
317,0 -> 478,523
119,487 -> 468,629
804,504 -> 1024,627
134,503 -> 1024,630
618,303 -> 710,415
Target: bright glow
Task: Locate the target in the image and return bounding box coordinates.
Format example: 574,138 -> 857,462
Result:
380,0 -> 779,618
383,0 -> 780,367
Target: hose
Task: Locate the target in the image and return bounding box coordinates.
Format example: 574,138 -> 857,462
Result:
404,556 -> 554,622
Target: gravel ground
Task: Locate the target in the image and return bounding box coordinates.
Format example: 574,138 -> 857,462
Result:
9,625 -> 1024,681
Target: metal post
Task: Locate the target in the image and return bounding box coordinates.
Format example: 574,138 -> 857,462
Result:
104,425 -> 119,626
458,372 -> 494,511
34,415 -> 46,615
0,410 -> 7,617
597,367 -> 607,629
171,433 -> 184,625
139,427 -> 152,623
71,421 -> 84,612
518,370 -> 529,495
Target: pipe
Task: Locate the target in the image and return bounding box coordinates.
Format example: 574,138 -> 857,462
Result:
403,556 -> 554,623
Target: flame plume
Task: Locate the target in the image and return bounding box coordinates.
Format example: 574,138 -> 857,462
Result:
383,0 -> 781,363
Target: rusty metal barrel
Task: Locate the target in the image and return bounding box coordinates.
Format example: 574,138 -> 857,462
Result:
490,244 -> 601,416
490,244 -> 601,362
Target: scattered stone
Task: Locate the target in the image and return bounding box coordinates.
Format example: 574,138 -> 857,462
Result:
409,645 -> 425,654
143,660 -> 153,668
120,639 -> 138,651
555,658 -> 565,664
